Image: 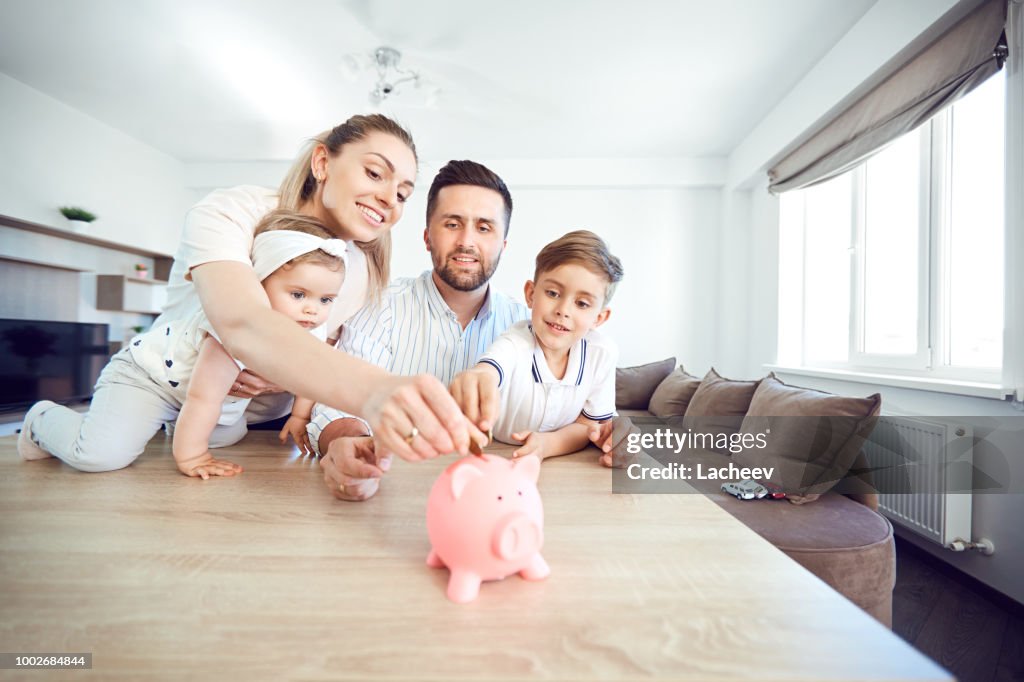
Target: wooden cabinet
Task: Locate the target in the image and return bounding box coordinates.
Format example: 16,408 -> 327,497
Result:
96,275 -> 168,315
1,213 -> 174,317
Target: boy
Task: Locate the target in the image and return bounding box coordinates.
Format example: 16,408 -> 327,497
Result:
450,230 -> 623,464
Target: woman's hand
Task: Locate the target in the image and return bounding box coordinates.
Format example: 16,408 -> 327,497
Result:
362,374 -> 487,462
228,370 -> 283,399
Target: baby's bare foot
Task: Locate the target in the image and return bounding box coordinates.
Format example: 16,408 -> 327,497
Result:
18,400 -> 56,461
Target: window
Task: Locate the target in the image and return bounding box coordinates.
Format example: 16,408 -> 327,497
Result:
778,73 -> 1006,385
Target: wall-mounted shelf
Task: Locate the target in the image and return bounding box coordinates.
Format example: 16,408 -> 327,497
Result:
124,275 -> 167,285
96,275 -> 168,315
0,213 -> 173,279
0,255 -> 92,273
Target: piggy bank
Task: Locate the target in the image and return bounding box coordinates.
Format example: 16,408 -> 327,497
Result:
426,454 -> 549,603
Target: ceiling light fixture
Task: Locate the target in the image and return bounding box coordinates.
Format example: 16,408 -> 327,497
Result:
369,46 -> 419,104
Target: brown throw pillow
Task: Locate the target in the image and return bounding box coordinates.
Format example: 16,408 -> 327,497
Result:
683,368 -> 762,452
734,376 -> 881,503
615,357 -> 675,409
649,366 -> 702,417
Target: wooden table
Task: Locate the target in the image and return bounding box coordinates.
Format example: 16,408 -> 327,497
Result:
0,431 -> 950,681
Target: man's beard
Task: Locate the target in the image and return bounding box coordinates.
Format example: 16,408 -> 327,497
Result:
434,248 -> 500,292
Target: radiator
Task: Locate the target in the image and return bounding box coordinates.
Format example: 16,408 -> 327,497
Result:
862,416 -> 974,548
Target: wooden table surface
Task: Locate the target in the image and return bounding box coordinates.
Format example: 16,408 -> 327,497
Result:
0,431 -> 950,681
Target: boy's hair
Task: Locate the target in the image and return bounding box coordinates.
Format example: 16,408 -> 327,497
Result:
253,210 -> 346,273
534,230 -> 623,303
426,160 -> 513,235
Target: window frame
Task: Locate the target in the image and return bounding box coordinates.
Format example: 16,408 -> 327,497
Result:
779,76 -> 1006,386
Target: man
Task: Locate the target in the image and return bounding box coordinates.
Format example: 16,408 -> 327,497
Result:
309,160 -> 529,500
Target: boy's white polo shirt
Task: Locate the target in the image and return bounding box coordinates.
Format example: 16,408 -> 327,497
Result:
479,320 -> 617,445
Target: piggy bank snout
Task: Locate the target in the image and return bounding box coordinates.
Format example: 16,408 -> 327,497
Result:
491,513 -> 543,562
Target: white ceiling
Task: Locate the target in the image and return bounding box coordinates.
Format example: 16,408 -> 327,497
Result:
0,0 -> 876,162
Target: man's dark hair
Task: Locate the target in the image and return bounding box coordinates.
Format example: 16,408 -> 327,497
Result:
426,160 -> 513,235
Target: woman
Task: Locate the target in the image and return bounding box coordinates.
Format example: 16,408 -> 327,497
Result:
163,114 -> 475,461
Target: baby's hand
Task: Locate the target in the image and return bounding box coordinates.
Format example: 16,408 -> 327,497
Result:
449,367 -> 499,431
175,451 -> 243,480
511,431 -> 548,460
279,415 -> 313,456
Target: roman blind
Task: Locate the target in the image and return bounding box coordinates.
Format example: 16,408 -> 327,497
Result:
768,0 -> 1008,193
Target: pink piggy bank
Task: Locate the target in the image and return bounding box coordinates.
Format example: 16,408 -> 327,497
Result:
426,454 -> 549,603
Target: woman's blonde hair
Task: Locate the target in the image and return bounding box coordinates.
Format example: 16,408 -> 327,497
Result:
253,210 -> 346,274
278,114 -> 417,302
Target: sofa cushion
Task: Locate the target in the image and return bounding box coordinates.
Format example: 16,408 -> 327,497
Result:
735,376 -> 881,502
648,366 -> 702,418
615,357 -> 676,409
683,368 -> 762,452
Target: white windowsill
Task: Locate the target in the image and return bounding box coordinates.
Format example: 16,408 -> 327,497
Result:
764,365 -> 1013,400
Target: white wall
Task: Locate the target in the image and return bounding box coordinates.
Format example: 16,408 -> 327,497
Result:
713,188 -> 752,378
0,73 -> 190,255
490,186 -> 721,368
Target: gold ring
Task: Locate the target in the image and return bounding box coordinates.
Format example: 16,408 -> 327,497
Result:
404,426 -> 419,444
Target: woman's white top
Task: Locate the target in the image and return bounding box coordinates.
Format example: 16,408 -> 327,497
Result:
156,185 -> 369,339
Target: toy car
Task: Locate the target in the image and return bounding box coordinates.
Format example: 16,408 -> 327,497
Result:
760,480 -> 788,499
721,479 -> 769,500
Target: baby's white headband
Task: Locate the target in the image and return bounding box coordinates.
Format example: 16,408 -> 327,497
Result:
251,231 -> 348,281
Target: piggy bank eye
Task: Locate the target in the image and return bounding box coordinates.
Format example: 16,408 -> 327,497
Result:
497,495 -> 503,501
517,490 -> 523,496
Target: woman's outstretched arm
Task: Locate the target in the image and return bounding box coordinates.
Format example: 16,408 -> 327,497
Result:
191,260 -> 476,460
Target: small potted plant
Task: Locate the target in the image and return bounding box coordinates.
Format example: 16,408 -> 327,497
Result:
134,263 -> 149,279
59,206 -> 97,223
130,325 -> 146,335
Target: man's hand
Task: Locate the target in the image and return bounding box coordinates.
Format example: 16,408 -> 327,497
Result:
278,415 -> 313,455
319,436 -> 393,501
228,369 -> 284,399
449,367 -> 500,432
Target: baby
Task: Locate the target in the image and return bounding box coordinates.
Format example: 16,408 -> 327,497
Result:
19,210 -> 346,478
450,230 -> 623,463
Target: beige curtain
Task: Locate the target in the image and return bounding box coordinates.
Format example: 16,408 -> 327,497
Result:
768,0 -> 1008,194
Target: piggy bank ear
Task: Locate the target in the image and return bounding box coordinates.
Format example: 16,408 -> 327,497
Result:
450,462 -> 485,500
512,454 -> 540,483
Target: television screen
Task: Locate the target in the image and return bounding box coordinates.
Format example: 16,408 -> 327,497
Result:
0,319 -> 109,412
